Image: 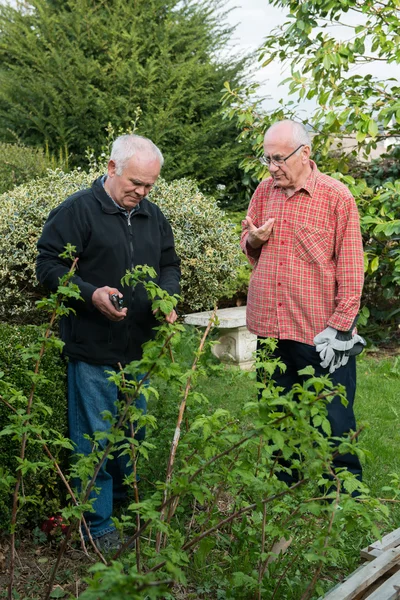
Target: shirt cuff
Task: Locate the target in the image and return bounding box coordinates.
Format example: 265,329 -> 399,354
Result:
327,313 -> 357,332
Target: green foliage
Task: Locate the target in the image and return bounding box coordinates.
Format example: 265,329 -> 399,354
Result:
2,267 -> 400,598
150,178 -> 242,312
350,147 -> 400,190
0,166 -> 241,323
342,174 -> 400,335
0,321 -> 67,529
221,0 -> 400,339
0,0 -> 252,204
0,141 -> 60,194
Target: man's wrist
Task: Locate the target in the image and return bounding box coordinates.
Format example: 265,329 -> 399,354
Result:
246,237 -> 262,250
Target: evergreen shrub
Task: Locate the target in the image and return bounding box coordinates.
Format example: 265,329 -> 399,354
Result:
0,0 -> 252,205
0,168 -> 241,323
0,142 -> 53,194
0,322 -> 67,529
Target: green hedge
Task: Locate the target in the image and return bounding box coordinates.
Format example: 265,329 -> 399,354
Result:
0,322 -> 67,530
0,141 -> 55,194
0,168 -> 242,324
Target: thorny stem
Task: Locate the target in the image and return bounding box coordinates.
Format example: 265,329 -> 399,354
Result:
84,332 -> 175,505
114,420 -> 270,557
156,308 -> 217,551
128,419 -> 141,573
257,502 -> 268,600
148,479 -> 307,574
0,396 -> 107,567
300,466 -> 341,600
45,331 -> 176,598
8,257 -> 79,600
271,549 -> 302,599
150,386 -> 349,555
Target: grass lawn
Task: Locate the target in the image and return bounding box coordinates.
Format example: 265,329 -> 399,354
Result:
355,354 -> 400,503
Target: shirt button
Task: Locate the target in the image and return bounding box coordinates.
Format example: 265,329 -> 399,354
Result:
278,303 -> 282,307
283,219 -> 287,223
278,283 -> 281,286
281,241 -> 284,245
279,262 -> 283,266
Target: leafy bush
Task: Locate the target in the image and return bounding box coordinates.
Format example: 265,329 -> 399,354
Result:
344,148 -> 400,191
329,173 -> 400,339
0,141 -> 55,194
150,178 -> 242,312
0,167 -> 241,323
0,321 -> 67,529
1,269 -> 395,599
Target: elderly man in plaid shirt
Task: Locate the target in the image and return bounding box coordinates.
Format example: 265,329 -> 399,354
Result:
241,119 -> 366,486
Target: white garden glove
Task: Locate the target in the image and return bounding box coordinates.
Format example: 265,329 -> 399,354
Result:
313,325 -> 366,373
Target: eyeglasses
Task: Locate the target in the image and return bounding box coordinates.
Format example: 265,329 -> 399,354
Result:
259,144 -> 305,168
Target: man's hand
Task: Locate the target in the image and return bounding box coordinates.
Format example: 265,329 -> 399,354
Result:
165,309 -> 178,324
314,326 -> 366,373
153,308 -> 178,324
92,287 -> 127,321
243,216 -> 275,249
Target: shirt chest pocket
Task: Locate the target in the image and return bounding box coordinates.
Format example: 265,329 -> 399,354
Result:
294,226 -> 333,264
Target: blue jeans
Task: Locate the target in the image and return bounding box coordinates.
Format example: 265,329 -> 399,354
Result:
67,360 -> 147,539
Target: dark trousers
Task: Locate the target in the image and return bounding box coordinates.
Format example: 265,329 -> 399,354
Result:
257,338 -> 362,485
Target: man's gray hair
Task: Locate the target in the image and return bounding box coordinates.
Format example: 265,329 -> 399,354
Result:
110,134 -> 164,175
266,120 -> 312,151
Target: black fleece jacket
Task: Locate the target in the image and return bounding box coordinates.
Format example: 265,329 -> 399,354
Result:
36,177 -> 181,365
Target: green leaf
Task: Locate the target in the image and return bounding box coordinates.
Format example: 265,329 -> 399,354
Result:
356,131 -> 367,143
370,256 -> 379,273
368,119 -> 379,138
298,365 -> 315,376
49,587 -> 67,598
321,418 -> 331,436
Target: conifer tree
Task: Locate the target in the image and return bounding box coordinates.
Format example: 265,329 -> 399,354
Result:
0,0 -> 250,203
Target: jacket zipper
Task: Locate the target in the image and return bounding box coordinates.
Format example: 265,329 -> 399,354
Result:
127,212 -> 134,270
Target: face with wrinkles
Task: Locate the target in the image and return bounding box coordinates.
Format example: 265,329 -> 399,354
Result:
106,154 -> 161,210
263,124 -> 310,190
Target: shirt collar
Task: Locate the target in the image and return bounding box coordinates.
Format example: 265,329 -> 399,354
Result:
101,175 -> 140,215
272,159 -> 319,197
301,160 -> 319,197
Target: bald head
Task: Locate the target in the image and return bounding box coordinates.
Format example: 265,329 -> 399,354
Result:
264,120 -> 312,151
262,120 -> 312,194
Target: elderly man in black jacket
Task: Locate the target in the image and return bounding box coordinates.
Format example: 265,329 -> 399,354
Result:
36,134 -> 181,552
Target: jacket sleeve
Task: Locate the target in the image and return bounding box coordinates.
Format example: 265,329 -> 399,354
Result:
36,203 -> 97,307
157,214 -> 181,297
327,191 -> 364,331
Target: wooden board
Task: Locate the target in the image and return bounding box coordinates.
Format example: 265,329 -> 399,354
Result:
365,570 -> 400,600
361,528 -> 400,561
323,547 -> 400,600
360,547 -> 382,561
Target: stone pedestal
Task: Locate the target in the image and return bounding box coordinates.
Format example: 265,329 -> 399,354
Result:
184,306 -> 257,370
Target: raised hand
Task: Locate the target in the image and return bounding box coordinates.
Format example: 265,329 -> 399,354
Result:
243,216 -> 275,249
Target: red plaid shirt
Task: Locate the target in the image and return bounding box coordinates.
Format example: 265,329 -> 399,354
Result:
241,161 -> 364,345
